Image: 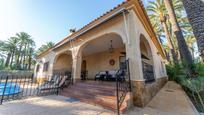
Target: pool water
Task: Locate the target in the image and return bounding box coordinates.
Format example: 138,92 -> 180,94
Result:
0,83 -> 21,96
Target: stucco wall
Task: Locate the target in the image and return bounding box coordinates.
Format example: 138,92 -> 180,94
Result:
83,48 -> 125,79
53,54 -> 72,74
128,9 -> 167,80
127,9 -> 168,107
34,51 -> 56,78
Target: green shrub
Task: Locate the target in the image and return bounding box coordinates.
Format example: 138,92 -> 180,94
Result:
166,62 -> 204,112
178,76 -> 204,112
166,63 -> 183,81
194,62 -> 204,76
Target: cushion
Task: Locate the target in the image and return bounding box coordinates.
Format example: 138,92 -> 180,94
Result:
99,71 -> 106,75
109,70 -> 116,75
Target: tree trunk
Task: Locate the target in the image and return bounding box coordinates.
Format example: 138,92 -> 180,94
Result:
182,0 -> 204,60
191,47 -> 195,60
0,59 -> 4,67
28,56 -> 31,70
28,49 -> 32,70
5,53 -> 11,67
164,49 -> 170,62
164,0 -> 193,65
19,52 -> 23,69
161,19 -> 178,63
9,51 -> 14,67
23,45 -> 27,70
17,45 -> 22,69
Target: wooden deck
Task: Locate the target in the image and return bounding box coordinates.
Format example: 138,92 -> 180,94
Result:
60,80 -> 130,112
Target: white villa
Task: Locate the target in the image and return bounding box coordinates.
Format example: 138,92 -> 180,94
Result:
34,0 -> 168,112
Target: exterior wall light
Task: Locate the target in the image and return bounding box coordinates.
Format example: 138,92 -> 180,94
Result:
109,40 -> 114,53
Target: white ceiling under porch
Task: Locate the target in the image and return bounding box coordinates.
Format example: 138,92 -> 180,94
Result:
82,34 -> 125,56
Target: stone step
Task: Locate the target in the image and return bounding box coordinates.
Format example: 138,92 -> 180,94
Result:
60,81 -> 130,112
62,88 -> 117,100
77,81 -> 116,86
75,82 -> 116,90
60,91 -> 127,112
67,85 -> 117,96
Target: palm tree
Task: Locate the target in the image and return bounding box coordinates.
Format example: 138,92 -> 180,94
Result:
0,58 -> 4,69
181,20 -> 197,59
16,32 -> 31,69
147,0 -> 178,63
164,0 -> 193,67
25,39 -> 35,70
0,32 -> 36,70
46,42 -> 55,48
0,37 -> 20,68
162,44 -> 171,61
22,38 -> 35,69
181,0 -> 204,61
36,42 -> 55,55
0,40 -> 7,67
27,47 -> 35,70
1,42 -> 12,67
185,36 -> 196,59
7,37 -> 19,67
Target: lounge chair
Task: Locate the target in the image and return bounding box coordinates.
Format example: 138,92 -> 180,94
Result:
37,75 -> 68,94
44,75 -> 59,85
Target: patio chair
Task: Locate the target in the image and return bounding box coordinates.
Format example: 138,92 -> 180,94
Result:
44,75 -> 59,85
37,75 -> 68,94
95,71 -> 106,81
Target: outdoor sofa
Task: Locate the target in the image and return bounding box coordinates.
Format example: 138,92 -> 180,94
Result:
95,70 -> 125,81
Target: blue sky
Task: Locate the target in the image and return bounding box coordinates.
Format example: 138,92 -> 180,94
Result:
1,0 -> 141,48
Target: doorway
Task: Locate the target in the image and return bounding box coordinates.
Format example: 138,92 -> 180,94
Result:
81,60 -> 87,80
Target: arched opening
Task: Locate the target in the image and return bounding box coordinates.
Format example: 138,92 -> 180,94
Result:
80,33 -> 126,81
53,51 -> 72,76
140,34 -> 155,82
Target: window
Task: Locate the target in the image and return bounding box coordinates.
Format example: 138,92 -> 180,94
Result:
36,65 -> 40,72
142,61 -> 155,83
119,56 -> 126,69
43,62 -> 49,72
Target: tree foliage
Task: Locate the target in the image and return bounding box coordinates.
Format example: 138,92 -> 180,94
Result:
146,0 -> 197,63
0,32 -> 54,70
36,42 -> 55,55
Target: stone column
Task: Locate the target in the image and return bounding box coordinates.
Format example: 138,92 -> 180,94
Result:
125,10 -> 144,81
122,9 -> 146,108
126,9 -> 168,107
71,47 -> 82,83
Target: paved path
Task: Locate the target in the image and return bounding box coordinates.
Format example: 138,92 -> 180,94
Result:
0,81 -> 198,115
126,81 -> 199,115
0,96 -> 114,115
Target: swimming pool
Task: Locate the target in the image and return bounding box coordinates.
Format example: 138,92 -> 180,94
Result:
0,83 -> 21,96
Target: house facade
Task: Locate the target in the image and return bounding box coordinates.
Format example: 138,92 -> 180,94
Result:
34,0 -> 168,108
